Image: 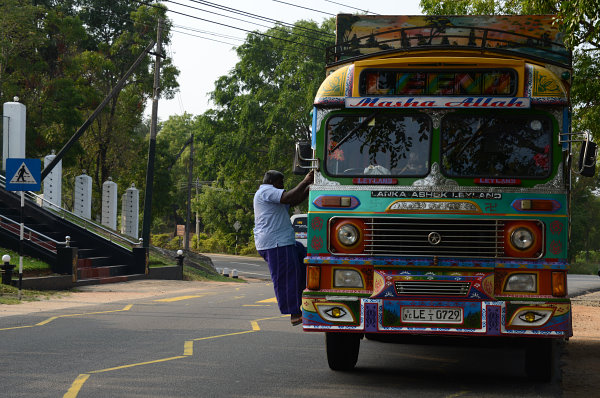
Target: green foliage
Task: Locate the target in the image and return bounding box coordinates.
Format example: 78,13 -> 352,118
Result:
0,1 -> 179,219
238,238 -> 258,256
0,246 -> 52,273
148,20 -> 334,246
571,251 -> 600,275
572,51 -> 600,138
420,0 -> 600,49
195,230 -> 235,254
0,283 -> 65,305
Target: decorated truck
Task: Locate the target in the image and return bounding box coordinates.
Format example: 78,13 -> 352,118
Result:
293,14 -> 596,380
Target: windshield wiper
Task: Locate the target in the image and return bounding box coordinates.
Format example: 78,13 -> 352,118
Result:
328,111 -> 378,154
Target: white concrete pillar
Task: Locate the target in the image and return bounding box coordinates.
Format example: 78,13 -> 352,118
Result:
101,177 -> 118,230
2,99 -> 26,170
122,183 -> 139,239
121,193 -> 126,234
43,151 -> 62,210
74,171 -> 92,219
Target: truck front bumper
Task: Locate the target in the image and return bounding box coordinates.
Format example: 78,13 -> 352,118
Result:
302,296 -> 572,338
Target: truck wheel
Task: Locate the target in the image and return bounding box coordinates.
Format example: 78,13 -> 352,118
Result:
325,332 -> 360,371
525,340 -> 553,381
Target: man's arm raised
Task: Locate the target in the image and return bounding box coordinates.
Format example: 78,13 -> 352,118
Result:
280,170 -> 314,206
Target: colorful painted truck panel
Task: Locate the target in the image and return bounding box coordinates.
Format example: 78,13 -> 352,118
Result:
298,14 -> 594,379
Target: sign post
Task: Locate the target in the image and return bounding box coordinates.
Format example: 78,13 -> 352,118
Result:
233,221 -> 241,255
5,158 -> 41,299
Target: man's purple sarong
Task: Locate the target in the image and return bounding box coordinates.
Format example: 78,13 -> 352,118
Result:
258,241 -> 307,315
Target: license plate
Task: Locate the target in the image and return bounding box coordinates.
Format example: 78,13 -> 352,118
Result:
401,307 -> 463,324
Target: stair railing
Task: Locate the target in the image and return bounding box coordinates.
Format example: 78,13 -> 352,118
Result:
0,213 -> 69,253
0,174 -> 143,251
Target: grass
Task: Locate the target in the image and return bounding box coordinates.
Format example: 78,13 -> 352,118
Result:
147,247 -> 239,282
0,283 -> 69,305
0,247 -> 53,274
148,251 -> 176,268
183,265 -> 243,282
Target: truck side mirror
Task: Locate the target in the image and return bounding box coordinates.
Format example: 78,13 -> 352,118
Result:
578,140 -> 597,177
293,141 -> 313,175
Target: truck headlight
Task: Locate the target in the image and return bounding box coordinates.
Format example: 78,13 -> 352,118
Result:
334,269 -> 363,288
505,273 -> 537,292
511,227 -> 534,250
337,224 -> 359,246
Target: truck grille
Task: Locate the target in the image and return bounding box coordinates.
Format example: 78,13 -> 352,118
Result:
363,218 -> 504,258
395,280 -> 471,296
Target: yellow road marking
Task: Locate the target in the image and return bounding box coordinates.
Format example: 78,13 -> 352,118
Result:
63,374 -> 90,398
154,295 -> 205,302
0,305 -> 133,332
184,341 -> 194,356
256,297 -> 277,303
88,356 -> 188,374
254,315 -> 287,322
193,330 -> 255,341
36,316 -> 60,326
62,313 -> 286,396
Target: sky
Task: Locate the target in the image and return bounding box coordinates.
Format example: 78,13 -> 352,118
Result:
151,0 -> 423,121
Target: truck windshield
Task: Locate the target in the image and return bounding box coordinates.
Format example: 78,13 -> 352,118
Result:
325,114 -> 431,177
441,114 -> 553,178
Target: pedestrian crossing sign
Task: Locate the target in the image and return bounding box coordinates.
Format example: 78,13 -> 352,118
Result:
5,158 -> 41,191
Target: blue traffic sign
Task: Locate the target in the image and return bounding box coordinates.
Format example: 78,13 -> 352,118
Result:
5,158 -> 41,191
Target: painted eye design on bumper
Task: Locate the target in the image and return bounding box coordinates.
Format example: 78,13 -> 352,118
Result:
325,307 -> 347,319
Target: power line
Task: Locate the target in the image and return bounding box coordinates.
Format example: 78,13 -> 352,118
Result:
172,24 -> 244,41
184,0 -> 334,38
83,3 -> 328,60
164,0 -> 333,44
165,0 -> 275,31
271,0 -> 335,16
135,0 -> 326,50
82,5 -> 244,48
171,29 -> 240,46
323,0 -> 379,15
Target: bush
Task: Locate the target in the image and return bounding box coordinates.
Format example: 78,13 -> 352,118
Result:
239,239 -> 258,256
196,231 -> 235,253
151,233 -> 173,248
571,251 -> 600,275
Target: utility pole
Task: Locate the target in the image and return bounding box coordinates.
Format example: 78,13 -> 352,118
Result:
142,18 -> 163,248
195,176 -> 200,250
184,132 -> 193,251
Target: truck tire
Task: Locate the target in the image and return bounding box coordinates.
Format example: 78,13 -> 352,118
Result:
326,332 -> 360,371
525,339 -> 553,381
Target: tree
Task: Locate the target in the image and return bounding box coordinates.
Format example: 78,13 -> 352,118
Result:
420,1 -> 600,48
1,1 -> 180,220
183,20 -> 335,242
0,0 -> 88,160
71,1 -> 179,198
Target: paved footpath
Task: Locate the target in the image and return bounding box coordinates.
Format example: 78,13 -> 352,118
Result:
1,280 -> 600,396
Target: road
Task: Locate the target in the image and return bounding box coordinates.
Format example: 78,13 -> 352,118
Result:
567,273 -> 600,296
0,280 -> 562,397
206,253 -> 600,297
1,257 -> 599,397
208,253 -> 271,280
